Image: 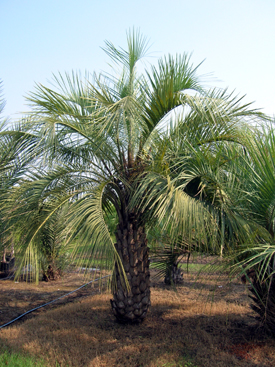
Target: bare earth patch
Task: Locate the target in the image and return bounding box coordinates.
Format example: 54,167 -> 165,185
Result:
1,267 -> 275,367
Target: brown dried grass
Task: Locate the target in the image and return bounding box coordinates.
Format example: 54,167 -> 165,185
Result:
1,270 -> 275,367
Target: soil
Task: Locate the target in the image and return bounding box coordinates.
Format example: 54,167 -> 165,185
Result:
0,260 -> 275,366
0,268 -> 108,327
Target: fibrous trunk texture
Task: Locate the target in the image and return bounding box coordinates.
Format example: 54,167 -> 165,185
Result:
42,264 -> 61,282
164,262 -> 183,285
111,221 -> 150,323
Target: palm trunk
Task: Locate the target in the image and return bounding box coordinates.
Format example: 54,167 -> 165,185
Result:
2,247 -> 6,262
110,219 -> 150,323
164,262 -> 183,285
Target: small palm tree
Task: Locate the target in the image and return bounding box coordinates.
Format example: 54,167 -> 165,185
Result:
233,124 -> 275,334
139,118 -> 260,285
9,30 -> 261,323
0,81 -> 29,268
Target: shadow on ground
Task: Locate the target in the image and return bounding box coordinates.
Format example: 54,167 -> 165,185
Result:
1,284 -> 274,367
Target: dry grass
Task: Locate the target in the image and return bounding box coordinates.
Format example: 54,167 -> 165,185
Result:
1,268 -> 275,367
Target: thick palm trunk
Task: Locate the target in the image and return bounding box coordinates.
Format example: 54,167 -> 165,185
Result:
111,220 -> 150,323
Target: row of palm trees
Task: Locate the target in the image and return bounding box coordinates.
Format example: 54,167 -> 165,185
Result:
1,30 -> 274,329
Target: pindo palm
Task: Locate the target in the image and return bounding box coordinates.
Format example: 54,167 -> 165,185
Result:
9,29 -> 261,323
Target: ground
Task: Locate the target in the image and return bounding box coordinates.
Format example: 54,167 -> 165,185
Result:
0,259 -> 275,366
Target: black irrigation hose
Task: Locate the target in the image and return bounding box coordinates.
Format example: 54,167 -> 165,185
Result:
0,275 -> 111,330
0,273 -> 15,281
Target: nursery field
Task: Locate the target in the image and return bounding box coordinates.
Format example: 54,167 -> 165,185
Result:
0,262 -> 275,367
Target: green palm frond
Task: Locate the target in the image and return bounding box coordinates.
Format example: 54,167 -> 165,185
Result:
64,181 -> 128,286
103,28 -> 150,73
0,80 -> 6,118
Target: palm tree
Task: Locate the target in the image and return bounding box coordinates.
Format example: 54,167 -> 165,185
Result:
10,30 -> 261,323
133,110 -> 260,285
0,81 -> 25,268
231,124 -> 275,333
0,80 -> 45,275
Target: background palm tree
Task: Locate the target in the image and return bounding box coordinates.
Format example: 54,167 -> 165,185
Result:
230,124 -> 275,334
8,30 -> 262,323
0,80 -> 46,276
0,81 -> 29,270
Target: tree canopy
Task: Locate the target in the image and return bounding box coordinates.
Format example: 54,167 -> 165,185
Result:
2,30 -> 272,324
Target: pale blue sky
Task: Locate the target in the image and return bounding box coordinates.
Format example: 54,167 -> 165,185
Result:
1,0 -> 274,119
